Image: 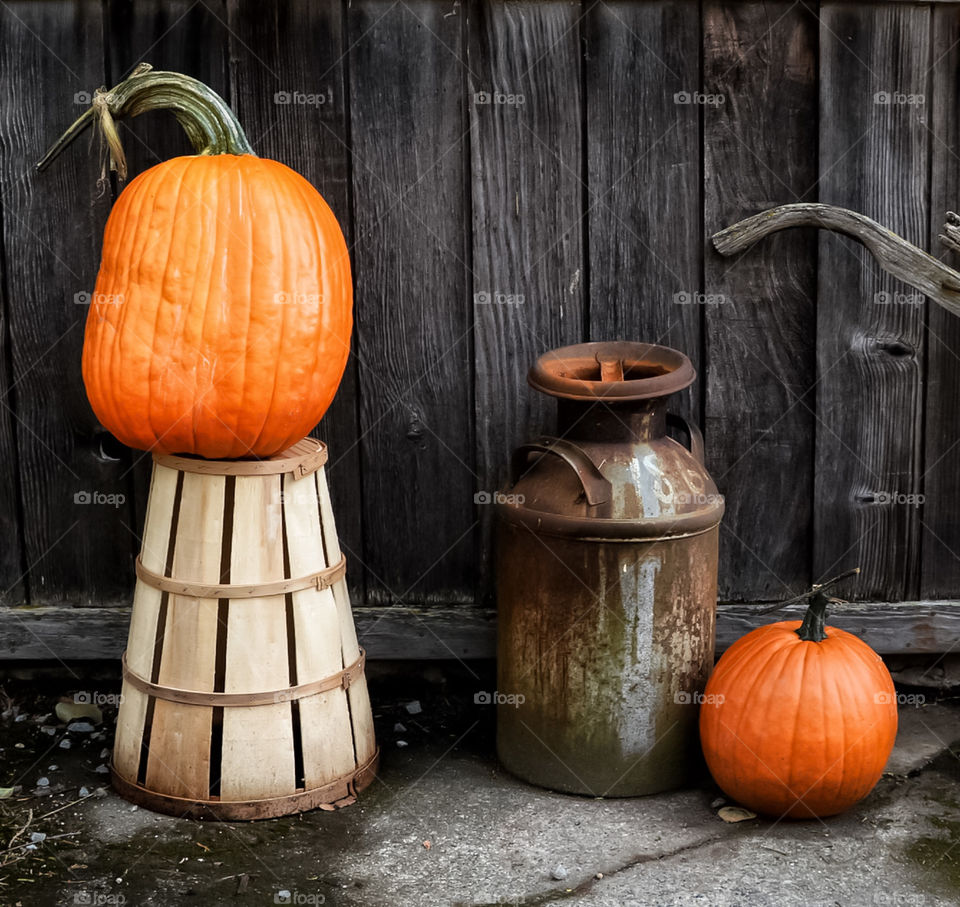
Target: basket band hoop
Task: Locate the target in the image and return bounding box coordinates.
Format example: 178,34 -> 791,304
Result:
135,553 -> 347,599
109,746 -> 380,820
122,647 -> 366,707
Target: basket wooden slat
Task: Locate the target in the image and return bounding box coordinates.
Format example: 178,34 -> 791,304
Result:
112,464 -> 179,782
319,469 -> 377,767
111,439 -> 378,820
146,471 -> 224,800
285,469 -> 356,788
220,474 -> 296,801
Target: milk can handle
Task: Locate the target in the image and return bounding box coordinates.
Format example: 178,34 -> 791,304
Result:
510,437 -> 611,505
667,413 -> 705,465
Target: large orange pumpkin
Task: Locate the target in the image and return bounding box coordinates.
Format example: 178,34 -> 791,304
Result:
43,67 -> 351,458
699,588 -> 898,819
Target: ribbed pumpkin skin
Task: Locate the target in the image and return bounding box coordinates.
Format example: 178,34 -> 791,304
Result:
699,621 -> 898,819
83,153 -> 352,458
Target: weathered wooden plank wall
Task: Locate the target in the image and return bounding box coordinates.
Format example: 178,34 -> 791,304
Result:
922,5 -> 960,597
816,3 -> 930,601
0,1 -> 130,608
1,0 -> 960,658
351,0 -> 476,606
471,1 -> 585,604
703,1 -> 818,602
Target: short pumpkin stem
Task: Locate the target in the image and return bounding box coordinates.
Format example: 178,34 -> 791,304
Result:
795,591 -> 831,642
794,567 -> 861,642
37,63 -> 254,179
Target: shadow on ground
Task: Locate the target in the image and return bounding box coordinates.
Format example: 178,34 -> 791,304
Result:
0,661 -> 958,907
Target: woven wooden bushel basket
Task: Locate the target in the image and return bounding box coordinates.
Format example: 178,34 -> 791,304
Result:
110,438 -> 378,820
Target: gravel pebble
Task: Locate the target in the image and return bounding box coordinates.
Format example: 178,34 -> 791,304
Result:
67,721 -> 96,733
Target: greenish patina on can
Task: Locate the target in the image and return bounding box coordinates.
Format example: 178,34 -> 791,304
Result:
495,342 -> 724,797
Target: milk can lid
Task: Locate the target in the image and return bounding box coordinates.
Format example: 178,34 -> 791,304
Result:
528,341 -> 695,403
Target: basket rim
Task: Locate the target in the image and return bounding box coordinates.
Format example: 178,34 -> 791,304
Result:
153,437 -> 327,478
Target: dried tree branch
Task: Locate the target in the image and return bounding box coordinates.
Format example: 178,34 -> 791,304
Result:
712,202 -> 960,317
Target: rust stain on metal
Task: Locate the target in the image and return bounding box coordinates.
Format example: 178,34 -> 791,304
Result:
496,342 -> 723,797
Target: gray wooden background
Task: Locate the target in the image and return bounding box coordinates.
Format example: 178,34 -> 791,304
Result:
1,0 -> 959,659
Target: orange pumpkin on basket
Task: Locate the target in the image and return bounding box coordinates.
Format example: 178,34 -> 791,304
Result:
39,65 -> 352,459
699,573 -> 898,819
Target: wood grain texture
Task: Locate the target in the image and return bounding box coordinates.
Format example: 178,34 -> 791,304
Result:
0,271 -> 22,601
284,469 -> 355,788
348,0 -> 475,604
0,1 -> 134,605
2,602 -> 958,659
703,2 -> 818,602
921,6 -> 960,598
470,0 -> 585,604
226,0 -> 365,605
3,2 -> 960,626
220,475 -> 296,800
585,0 -> 701,420
146,472 -> 223,799
714,602 -> 960,655
816,3 -> 929,600
318,466 -> 376,765
714,204 -> 960,315
0,0 -> 24,604
113,462 -> 178,781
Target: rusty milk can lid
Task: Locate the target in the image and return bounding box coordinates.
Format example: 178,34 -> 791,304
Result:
528,341 -> 696,402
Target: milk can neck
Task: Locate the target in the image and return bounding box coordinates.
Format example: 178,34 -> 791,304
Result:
555,398 -> 668,443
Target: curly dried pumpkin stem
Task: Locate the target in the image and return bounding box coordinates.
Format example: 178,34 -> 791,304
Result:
36,63 -> 254,178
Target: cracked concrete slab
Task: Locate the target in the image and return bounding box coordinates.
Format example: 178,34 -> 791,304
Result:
328,753 -> 729,905
1,668 -> 958,906
543,752 -> 960,907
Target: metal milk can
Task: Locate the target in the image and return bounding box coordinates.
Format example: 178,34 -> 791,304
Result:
495,341 -> 724,797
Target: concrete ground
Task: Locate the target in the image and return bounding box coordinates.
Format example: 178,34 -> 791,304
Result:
0,662 -> 958,907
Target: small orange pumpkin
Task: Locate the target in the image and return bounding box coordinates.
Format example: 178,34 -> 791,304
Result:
41,66 -> 351,459
699,585 -> 898,819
